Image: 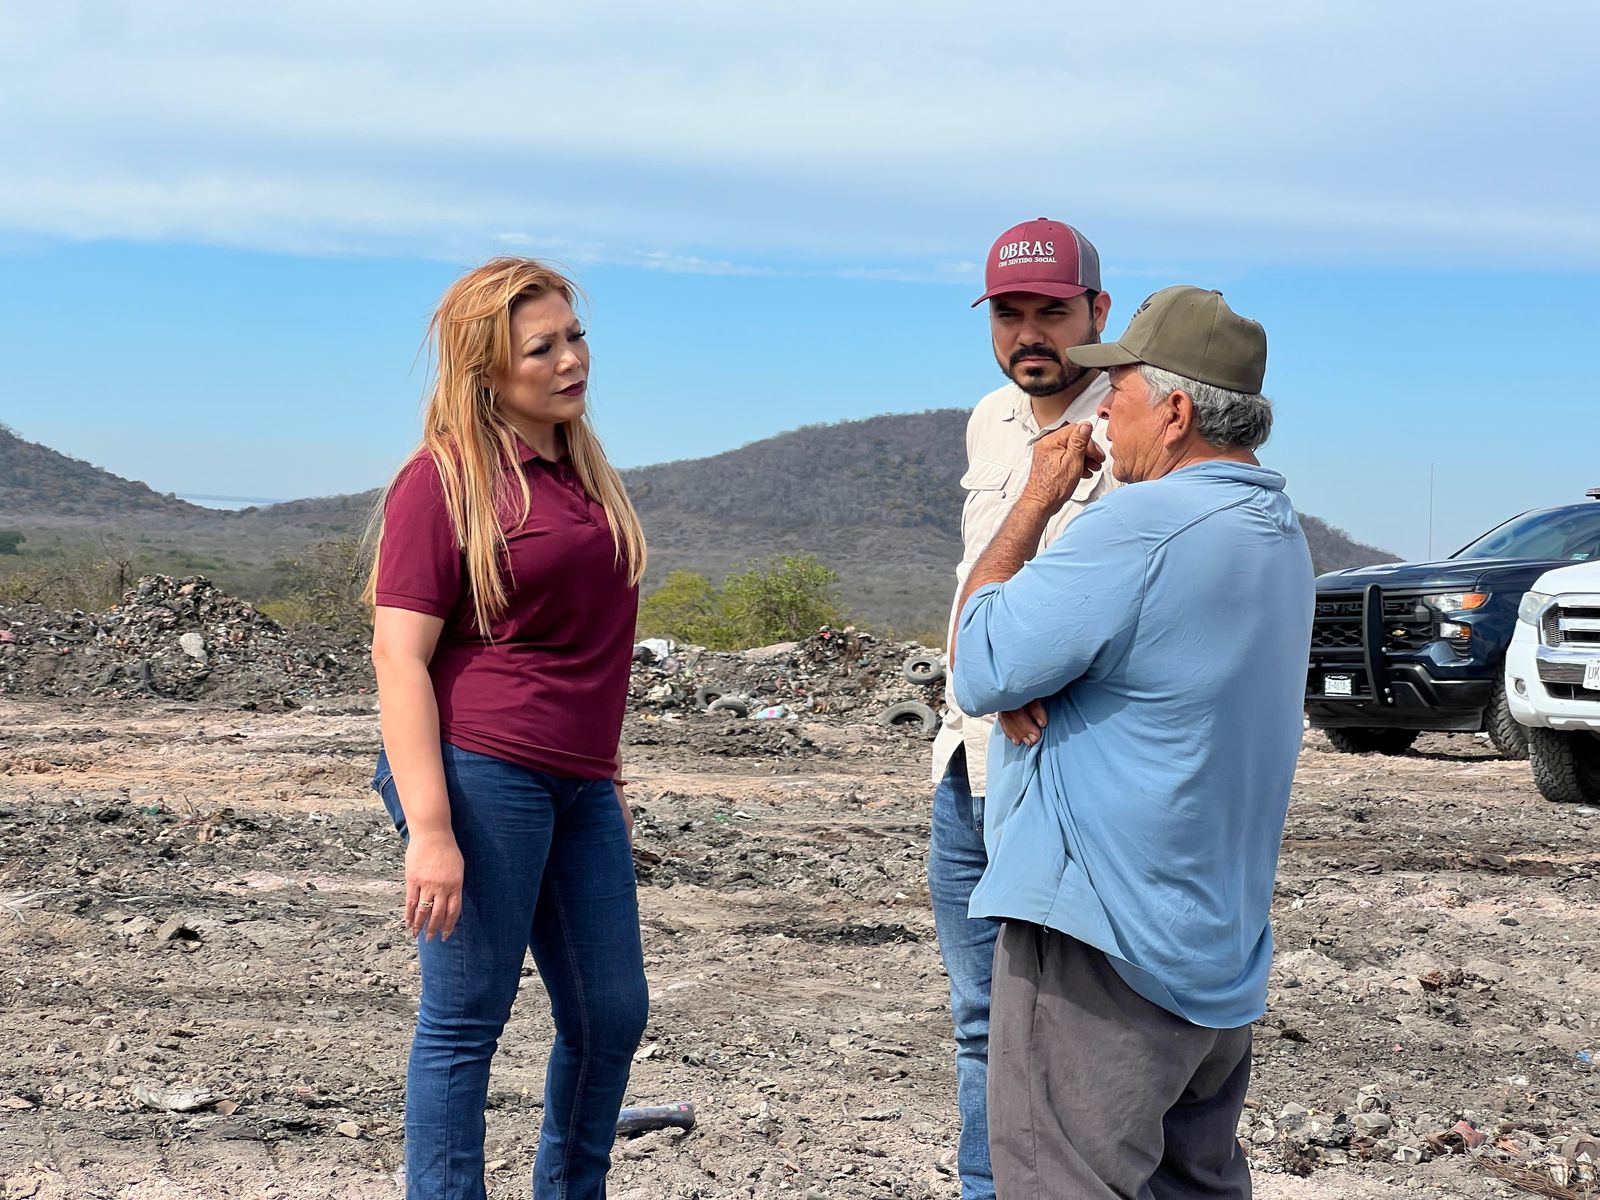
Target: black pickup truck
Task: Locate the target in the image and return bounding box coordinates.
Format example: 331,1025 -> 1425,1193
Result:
1306,490 -> 1600,757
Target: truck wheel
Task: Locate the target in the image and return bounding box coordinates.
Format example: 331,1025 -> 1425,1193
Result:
1486,679 -> 1530,760
1324,728 -> 1419,755
1527,728 -> 1600,804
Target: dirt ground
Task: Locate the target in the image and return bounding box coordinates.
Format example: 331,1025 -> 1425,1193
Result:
2,697 -> 1596,1199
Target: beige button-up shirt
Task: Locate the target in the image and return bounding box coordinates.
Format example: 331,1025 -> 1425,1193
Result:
931,373 -> 1118,795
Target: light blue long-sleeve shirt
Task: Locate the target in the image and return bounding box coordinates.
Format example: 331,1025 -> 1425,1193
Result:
953,460 -> 1314,1029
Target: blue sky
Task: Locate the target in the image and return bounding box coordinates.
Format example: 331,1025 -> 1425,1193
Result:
1,1 -> 1596,560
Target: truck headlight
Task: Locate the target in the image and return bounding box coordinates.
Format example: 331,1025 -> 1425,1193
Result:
1422,591 -> 1489,613
1517,591 -> 1552,625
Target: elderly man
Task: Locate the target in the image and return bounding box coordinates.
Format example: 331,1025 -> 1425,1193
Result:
929,216 -> 1117,1200
952,286 -> 1314,1199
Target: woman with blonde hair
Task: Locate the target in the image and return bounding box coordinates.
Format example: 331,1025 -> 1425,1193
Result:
367,257 -> 649,1198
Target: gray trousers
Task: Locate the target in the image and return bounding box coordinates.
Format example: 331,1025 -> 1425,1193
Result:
989,922 -> 1253,1200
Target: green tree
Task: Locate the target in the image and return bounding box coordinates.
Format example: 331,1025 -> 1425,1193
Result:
0,529 -> 24,555
720,553 -> 842,647
635,554 -> 844,650
636,569 -> 736,648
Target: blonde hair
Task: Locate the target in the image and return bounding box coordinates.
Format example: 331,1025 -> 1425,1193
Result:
366,257 -> 647,636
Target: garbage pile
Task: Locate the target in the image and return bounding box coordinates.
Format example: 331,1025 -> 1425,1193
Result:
629,626 -> 947,736
0,575 -> 374,707
1,578 -> 947,733
1240,1082 -> 1600,1192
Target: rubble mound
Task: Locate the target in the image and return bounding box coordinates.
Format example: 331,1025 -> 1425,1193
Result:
629,626 -> 945,727
1,581 -> 945,730
0,575 -> 373,707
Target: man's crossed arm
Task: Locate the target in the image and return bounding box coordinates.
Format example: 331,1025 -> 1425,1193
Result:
953,422 -> 1105,746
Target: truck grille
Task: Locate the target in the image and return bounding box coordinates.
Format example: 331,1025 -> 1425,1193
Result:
1543,683 -> 1597,701
1312,592 -> 1435,652
1537,659 -> 1600,701
1547,603 -> 1600,647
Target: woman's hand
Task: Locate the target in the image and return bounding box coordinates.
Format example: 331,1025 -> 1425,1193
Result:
406,830 -> 464,941
616,784 -> 634,845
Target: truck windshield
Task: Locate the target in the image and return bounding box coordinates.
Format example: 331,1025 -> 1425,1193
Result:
1454,505 -> 1600,562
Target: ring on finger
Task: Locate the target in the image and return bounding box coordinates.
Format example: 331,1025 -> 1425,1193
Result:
418,899 -> 435,910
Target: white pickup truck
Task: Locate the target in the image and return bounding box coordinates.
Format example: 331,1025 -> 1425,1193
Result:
1506,560 -> 1600,802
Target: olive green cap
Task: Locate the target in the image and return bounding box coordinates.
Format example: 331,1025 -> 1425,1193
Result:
1064,285 -> 1267,393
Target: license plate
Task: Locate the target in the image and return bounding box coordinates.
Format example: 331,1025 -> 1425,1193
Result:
1324,673 -> 1354,697
1585,661 -> 1600,692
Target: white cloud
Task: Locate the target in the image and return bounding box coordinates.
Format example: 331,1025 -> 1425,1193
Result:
2,0 -> 1596,271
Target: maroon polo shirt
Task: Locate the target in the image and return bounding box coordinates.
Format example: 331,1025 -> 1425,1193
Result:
374,441 -> 639,779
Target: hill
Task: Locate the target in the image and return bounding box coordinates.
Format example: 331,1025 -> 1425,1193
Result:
0,423 -> 204,518
620,410 -> 1394,632
0,412 -> 1397,633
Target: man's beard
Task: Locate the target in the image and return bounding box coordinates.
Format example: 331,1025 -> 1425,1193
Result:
997,326 -> 1101,397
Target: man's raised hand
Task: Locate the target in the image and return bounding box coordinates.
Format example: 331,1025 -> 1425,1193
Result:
1019,422 -> 1105,515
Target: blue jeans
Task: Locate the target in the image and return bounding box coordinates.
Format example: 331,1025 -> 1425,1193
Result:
374,744 -> 649,1200
927,750 -> 999,1200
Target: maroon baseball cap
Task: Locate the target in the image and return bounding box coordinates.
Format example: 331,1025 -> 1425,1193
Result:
972,217 -> 1101,307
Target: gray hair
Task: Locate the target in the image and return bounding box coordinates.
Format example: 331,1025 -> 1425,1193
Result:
1137,365 -> 1273,450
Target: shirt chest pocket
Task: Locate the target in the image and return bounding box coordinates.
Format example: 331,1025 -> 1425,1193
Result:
960,456 -> 1014,495
960,457 -> 1014,545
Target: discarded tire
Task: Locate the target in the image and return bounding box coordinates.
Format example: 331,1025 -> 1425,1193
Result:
901,654 -> 946,686
877,700 -> 938,736
707,697 -> 750,718
693,686 -> 724,711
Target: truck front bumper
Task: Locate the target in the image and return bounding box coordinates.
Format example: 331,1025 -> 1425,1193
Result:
1505,630 -> 1600,732
1305,665 -> 1492,731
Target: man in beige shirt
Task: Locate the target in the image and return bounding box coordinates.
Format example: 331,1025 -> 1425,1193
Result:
928,217 -> 1118,1200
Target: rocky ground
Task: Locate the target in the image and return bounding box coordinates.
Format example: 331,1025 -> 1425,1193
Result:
0,580 -> 1597,1199
2,696 -> 1597,1200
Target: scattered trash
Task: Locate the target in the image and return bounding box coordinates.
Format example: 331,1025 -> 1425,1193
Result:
132,1082 -> 218,1113
633,638 -> 675,664
1427,1119 -> 1488,1155
616,1102 -> 696,1136
1353,1111 -> 1392,1136
631,626 -> 944,728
